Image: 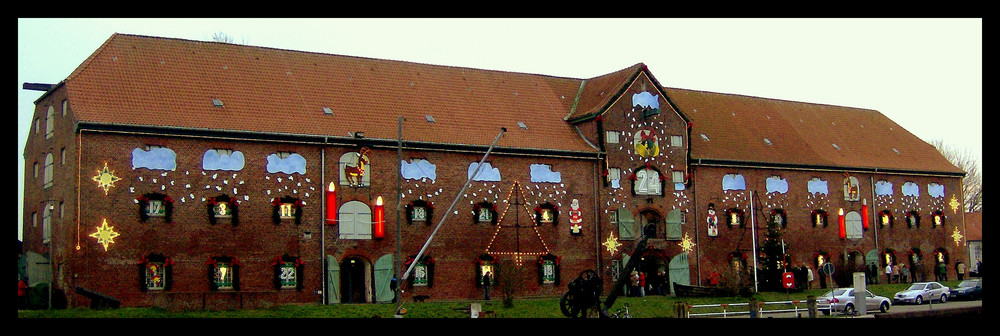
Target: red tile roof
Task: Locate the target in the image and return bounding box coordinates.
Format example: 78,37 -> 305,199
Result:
60,34 -> 964,175
65,34 -> 595,153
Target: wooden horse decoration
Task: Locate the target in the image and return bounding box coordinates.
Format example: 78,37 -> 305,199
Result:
345,147 -> 371,187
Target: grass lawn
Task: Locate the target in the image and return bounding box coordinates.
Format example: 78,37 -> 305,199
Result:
17,280 -> 965,318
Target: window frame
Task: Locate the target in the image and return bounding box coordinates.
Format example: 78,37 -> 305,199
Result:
338,200 -> 373,239
632,167 -> 663,196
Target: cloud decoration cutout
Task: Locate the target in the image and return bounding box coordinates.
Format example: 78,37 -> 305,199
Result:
132,147 -> 177,171
266,153 -> 307,175
766,176 -> 788,194
901,182 -> 919,197
927,183 -> 945,198
202,149 -> 245,171
632,91 -> 660,110
807,178 -> 829,195
722,174 -> 746,191
529,164 -> 561,183
875,180 -> 893,196
401,159 -> 437,181
468,162 -> 501,182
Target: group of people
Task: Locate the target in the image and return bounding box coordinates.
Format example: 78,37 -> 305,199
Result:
627,270 -> 669,296
882,263 -> 913,284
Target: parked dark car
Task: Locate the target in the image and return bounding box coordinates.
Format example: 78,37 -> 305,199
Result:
949,278 -> 982,300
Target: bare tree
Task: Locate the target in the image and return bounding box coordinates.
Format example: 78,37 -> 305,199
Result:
930,139 -> 982,212
210,32 -> 248,45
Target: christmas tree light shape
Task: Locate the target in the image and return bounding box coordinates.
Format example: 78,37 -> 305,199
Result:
484,181 -> 551,266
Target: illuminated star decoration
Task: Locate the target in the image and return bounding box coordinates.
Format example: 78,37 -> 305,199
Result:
602,232 -> 621,254
92,163 -> 122,195
678,233 -> 696,253
951,227 -> 964,247
949,195 -> 961,214
89,219 -> 121,251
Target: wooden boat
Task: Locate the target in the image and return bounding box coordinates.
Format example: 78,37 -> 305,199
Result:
673,283 -> 730,297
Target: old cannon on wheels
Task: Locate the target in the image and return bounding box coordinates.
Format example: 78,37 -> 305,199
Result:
559,270 -> 603,318
560,224 -> 655,318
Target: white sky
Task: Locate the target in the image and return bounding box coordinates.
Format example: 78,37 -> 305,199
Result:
17,18 -> 982,240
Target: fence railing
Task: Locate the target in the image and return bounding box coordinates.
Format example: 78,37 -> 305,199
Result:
685,299 -> 815,318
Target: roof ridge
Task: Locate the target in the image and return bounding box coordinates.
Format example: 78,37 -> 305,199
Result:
665,86 -> 880,113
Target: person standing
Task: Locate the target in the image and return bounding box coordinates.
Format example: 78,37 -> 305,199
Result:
629,271 -> 639,297
806,265 -> 814,289
937,262 -> 948,282
638,271 -> 646,297
885,263 -> 893,284
957,262 -> 966,280
900,264 -> 910,283
482,271 -> 492,300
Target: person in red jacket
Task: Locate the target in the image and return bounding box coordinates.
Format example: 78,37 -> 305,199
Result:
18,278 -> 28,309
638,272 -> 646,297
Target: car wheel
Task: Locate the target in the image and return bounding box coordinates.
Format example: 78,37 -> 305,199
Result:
940,294 -> 948,303
880,302 -> 890,313
915,296 -> 923,305
844,303 -> 855,315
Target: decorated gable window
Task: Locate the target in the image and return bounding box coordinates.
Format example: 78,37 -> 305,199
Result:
534,202 -> 558,225
607,167 -> 621,189
209,256 -> 240,291
338,201 -> 372,239
405,200 -> 434,225
271,196 -> 304,225
631,166 -> 663,196
538,254 -> 561,285
670,135 -> 683,147
272,254 -> 304,290
404,255 -> 435,288
905,211 -> 920,228
931,210 -> 945,228
339,148 -> 372,187
473,201 -> 498,225
771,209 -> 787,228
726,208 -> 745,228
879,210 -> 893,228
843,176 -> 861,201
139,254 -> 174,291
811,209 -> 828,227
138,193 -> 174,223
207,194 -> 239,225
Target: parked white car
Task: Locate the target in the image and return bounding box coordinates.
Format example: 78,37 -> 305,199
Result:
817,288 -> 892,315
893,282 -> 950,305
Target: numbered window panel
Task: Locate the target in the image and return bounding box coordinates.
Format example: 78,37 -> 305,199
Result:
279,203 -> 295,218
478,208 -> 493,223
412,206 -> 428,222
277,262 -> 297,289
539,208 -> 555,224
413,264 -> 429,287
214,202 -> 233,217
634,168 -> 662,195
147,200 -> 166,217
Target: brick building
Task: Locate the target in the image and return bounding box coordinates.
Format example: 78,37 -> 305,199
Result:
22,34 -> 968,309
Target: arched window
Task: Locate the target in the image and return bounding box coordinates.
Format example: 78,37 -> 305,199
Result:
845,211 -> 863,239
339,201 -> 372,239
45,106 -> 54,139
43,153 -> 54,189
339,149 -> 371,187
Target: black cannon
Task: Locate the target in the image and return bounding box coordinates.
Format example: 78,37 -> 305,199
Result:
559,270 -> 603,318
74,287 -> 120,309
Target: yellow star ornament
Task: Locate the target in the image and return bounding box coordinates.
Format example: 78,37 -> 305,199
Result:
951,227 -> 964,247
602,232 -> 621,255
89,219 -> 121,251
92,163 -> 122,195
678,233 -> 696,253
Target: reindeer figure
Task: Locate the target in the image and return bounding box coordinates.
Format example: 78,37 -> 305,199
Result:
345,147 -> 371,186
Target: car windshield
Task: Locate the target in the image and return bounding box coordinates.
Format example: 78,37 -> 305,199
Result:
958,280 -> 978,287
906,284 -> 926,291
823,289 -> 849,297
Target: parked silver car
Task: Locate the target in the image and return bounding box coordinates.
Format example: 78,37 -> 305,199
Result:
817,288 -> 892,315
893,282 -> 950,304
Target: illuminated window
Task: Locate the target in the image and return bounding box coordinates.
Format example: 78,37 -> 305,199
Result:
208,195 -> 239,225
633,168 -> 661,196
534,202 -> 558,225
140,254 -> 172,292
147,200 -> 165,217
214,201 -> 232,217
215,263 -> 234,289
